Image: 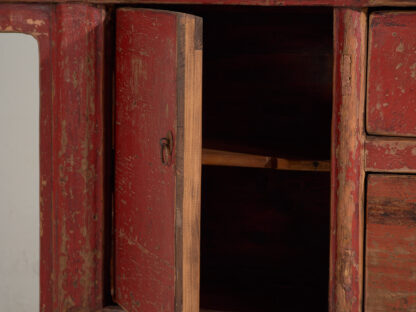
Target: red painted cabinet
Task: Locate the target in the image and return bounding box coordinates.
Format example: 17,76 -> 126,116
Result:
4,3 -> 416,312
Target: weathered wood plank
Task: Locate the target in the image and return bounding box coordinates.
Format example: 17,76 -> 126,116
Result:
367,11 -> 416,137
366,174 -> 416,312
366,137 -> 416,173
114,8 -> 202,312
52,4 -> 106,311
330,8 -> 367,312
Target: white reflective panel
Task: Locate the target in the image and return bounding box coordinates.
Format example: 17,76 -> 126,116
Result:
0,33 -> 40,312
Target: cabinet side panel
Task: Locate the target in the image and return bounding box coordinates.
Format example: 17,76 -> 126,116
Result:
366,174 -> 416,311
114,9 -> 177,312
330,8 -> 367,312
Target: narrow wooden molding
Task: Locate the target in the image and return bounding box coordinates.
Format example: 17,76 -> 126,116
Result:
202,148 -> 330,172
365,136 -> 416,173
330,8 -> 367,312
179,14 -> 203,312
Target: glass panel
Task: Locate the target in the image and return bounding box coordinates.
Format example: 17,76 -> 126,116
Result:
0,33 -> 40,312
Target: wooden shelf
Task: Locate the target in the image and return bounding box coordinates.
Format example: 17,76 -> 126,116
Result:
202,148 -> 330,172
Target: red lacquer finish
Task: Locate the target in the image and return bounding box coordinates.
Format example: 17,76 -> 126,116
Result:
366,174 -> 416,311
0,4 -> 106,312
330,8 -> 367,312
366,137 -> 416,173
115,8 -> 178,312
52,4 -> 106,311
367,12 -> 416,137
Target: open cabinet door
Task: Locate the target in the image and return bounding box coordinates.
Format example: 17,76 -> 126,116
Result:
114,8 -> 202,312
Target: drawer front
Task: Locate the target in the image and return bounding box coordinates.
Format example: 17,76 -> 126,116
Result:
367,12 -> 416,137
365,174 -> 416,311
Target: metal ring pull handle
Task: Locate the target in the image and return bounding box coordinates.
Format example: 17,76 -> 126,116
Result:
160,131 -> 173,166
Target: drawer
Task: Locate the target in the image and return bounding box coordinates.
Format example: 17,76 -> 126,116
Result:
365,174 -> 416,311
367,12 -> 416,137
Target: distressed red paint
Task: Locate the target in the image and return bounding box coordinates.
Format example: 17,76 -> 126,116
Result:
365,137 -> 416,173
114,9 -> 178,312
367,12 -> 416,137
366,175 -> 416,311
0,0 -> 416,7
52,4 -> 106,311
0,4 -> 106,312
331,8 -> 366,312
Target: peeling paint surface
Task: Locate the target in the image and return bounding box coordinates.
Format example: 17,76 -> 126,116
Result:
114,9 -> 177,312
366,175 -> 416,311
330,9 -> 366,312
52,5 -> 105,311
367,12 -> 416,137
365,137 -> 416,173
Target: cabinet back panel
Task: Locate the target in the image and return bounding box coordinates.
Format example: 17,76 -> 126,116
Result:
199,6 -> 333,159
200,166 -> 330,311
126,5 -> 333,158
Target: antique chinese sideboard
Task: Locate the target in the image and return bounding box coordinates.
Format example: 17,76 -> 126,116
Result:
2,1 -> 416,311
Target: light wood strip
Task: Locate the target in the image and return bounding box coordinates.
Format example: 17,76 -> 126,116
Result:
202,148 -> 330,172
181,14 -> 203,312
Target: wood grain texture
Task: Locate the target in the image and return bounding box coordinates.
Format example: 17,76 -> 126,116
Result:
0,4 -> 106,312
52,4 -> 106,311
179,14 -> 203,312
366,137 -> 416,173
330,8 -> 367,312
202,148 -> 330,171
366,174 -> 416,312
1,0 -> 416,7
114,8 -> 202,312
367,12 -> 416,137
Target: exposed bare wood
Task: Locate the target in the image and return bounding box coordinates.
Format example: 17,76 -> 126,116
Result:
180,14 -> 203,312
202,148 -> 330,172
330,8 -> 367,312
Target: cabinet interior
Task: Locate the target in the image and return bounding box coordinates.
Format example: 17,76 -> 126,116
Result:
195,6 -> 333,312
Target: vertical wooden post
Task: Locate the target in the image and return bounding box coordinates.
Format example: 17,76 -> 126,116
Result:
330,8 -> 367,312
52,4 -> 106,311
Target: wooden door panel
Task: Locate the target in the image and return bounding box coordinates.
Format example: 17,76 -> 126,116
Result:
115,8 -> 202,312
366,174 -> 416,311
367,12 -> 416,137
